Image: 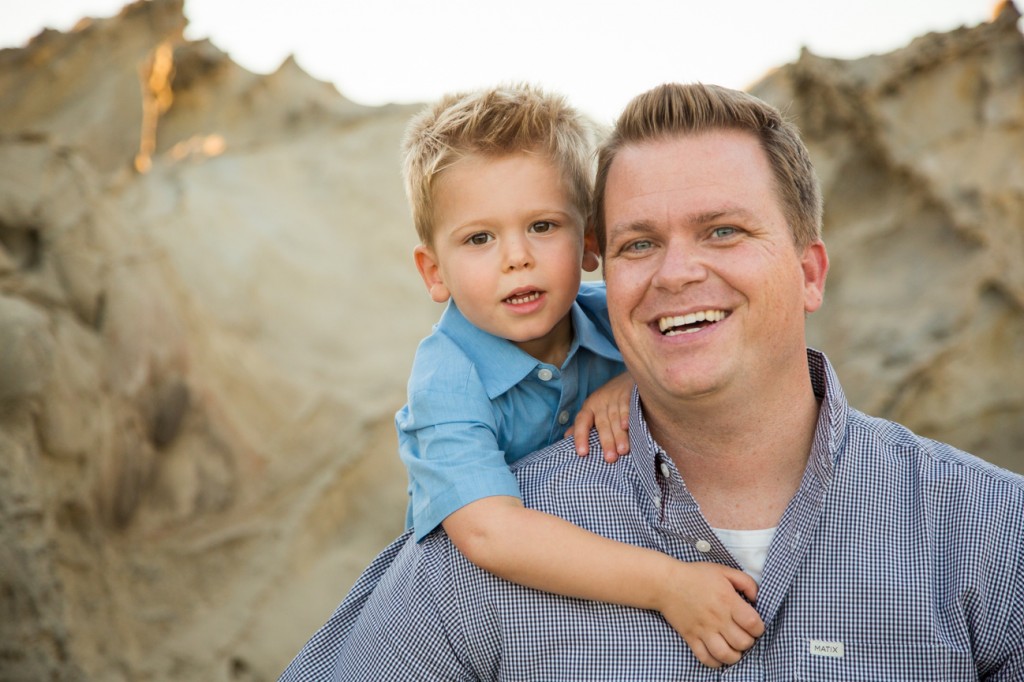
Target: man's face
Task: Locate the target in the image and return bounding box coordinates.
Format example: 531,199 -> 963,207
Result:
601,130 -> 827,411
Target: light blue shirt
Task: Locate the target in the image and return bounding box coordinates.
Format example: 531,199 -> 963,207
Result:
282,350 -> 1024,681
397,281 -> 624,541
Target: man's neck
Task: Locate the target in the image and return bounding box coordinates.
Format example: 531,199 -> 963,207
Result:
644,372 -> 821,531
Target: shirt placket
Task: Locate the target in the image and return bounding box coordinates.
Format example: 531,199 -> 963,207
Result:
535,363 -> 579,446
654,452 -> 742,569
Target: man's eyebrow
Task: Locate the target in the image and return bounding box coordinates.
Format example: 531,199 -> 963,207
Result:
609,207 -> 756,236
688,207 -> 755,224
606,220 -> 658,239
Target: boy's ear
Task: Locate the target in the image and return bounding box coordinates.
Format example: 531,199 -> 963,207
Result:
413,244 -> 451,303
581,230 -> 601,273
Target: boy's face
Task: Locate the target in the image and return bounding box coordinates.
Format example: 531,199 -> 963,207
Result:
414,152 -> 596,364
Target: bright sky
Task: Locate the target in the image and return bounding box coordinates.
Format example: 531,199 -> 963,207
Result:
2,0 -> 1003,123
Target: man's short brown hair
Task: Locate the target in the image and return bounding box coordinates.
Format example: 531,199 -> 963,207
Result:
593,83 -> 822,252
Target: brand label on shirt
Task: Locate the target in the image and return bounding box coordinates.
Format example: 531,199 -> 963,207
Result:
809,640 -> 845,658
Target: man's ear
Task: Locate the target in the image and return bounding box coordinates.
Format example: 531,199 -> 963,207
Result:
581,230 -> 601,273
413,244 -> 451,303
801,239 -> 829,313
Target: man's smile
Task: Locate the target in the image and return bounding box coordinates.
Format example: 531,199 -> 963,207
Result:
657,309 -> 729,336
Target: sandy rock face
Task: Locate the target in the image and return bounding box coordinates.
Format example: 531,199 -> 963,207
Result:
0,0 -> 1021,680
751,1 -> 1024,472
1,1 -> 426,679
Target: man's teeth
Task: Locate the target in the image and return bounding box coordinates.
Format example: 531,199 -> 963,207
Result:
506,292 -> 541,305
658,310 -> 727,335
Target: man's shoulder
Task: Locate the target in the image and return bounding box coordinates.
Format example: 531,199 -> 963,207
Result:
847,408 -> 1024,496
510,436 -> 579,473
509,435 -> 635,518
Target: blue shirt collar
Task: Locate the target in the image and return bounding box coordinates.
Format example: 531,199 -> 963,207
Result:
436,299 -> 622,400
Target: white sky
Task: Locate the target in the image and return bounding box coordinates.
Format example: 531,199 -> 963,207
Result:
1,0 -> 1004,123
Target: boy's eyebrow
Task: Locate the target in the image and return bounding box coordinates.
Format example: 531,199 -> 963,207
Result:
445,207 -> 581,233
532,208 -> 581,220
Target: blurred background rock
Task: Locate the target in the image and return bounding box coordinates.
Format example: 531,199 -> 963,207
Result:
0,0 -> 1021,679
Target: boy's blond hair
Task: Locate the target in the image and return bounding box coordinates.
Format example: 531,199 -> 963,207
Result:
402,83 -> 596,246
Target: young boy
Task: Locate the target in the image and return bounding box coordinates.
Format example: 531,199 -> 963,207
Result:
395,84 -> 764,668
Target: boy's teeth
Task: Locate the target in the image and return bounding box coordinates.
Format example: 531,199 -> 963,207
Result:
507,292 -> 540,305
658,310 -> 727,334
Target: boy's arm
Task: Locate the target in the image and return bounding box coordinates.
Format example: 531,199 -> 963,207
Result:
399,339 -> 523,541
443,496 -> 765,669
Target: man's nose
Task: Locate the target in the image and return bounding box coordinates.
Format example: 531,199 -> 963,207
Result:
651,241 -> 707,291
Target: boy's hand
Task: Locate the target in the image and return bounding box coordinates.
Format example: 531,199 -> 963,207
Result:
567,372 -> 633,462
658,562 -> 765,668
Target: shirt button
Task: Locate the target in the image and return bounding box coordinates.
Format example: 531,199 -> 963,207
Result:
695,540 -> 712,553
653,496 -> 662,509
538,368 -> 553,381
659,462 -> 671,478
557,410 -> 570,425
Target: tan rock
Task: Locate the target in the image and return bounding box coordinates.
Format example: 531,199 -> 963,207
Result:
0,0 -> 1021,679
750,0 -> 1024,472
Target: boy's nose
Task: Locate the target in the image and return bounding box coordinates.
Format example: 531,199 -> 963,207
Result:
502,237 -> 533,272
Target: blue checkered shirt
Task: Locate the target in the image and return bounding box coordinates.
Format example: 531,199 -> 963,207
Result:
280,350 -> 1024,680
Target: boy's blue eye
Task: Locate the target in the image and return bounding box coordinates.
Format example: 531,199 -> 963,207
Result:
467,233 -> 492,245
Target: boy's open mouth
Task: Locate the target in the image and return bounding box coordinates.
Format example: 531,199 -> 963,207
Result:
658,310 -> 728,336
504,290 -> 542,305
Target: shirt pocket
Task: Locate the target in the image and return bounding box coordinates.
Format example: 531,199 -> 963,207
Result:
793,638 -> 977,681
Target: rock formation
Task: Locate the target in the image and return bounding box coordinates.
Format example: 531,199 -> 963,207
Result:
0,0 -> 1020,679
752,1 -> 1024,470
1,1 -> 427,679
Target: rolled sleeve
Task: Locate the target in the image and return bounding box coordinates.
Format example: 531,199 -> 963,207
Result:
398,379 -> 521,541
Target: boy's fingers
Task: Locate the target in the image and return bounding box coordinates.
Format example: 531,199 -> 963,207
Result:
595,410 -> 620,462
601,433 -> 620,463
612,404 -> 630,454
687,640 -> 720,669
722,623 -> 756,652
720,570 -> 764,638
735,605 -> 765,638
574,429 -> 589,455
570,408 -> 597,455
707,639 -> 742,667
612,410 -> 630,455
727,570 -> 759,603
617,391 -> 632,430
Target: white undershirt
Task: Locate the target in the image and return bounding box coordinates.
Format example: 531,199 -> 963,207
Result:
710,527 -> 778,585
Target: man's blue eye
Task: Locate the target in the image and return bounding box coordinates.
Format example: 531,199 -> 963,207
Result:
628,240 -> 653,252
713,226 -> 737,238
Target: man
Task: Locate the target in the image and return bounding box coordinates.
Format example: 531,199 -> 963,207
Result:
280,83 -> 1024,681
